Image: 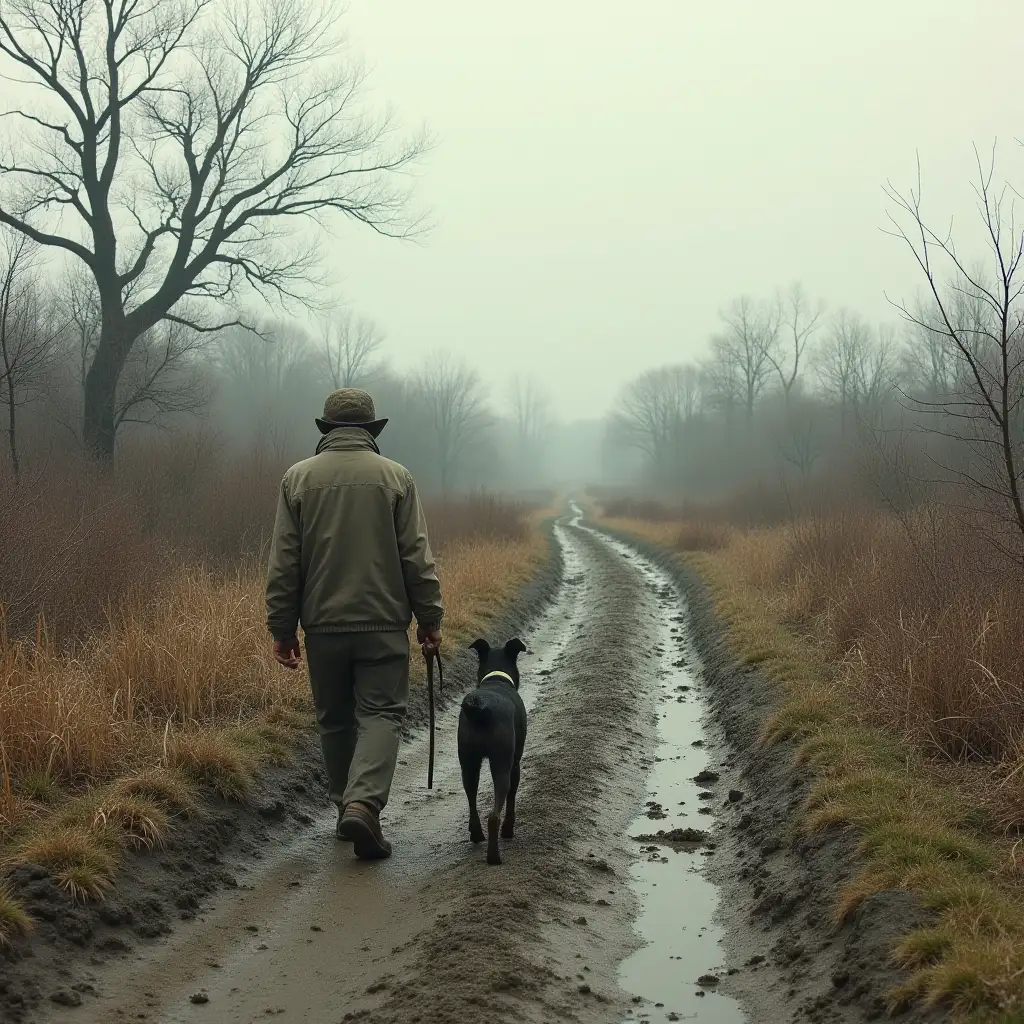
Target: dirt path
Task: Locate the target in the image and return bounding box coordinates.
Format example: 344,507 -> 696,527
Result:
19,510 -> 922,1024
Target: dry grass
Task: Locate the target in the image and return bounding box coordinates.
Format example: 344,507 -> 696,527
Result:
604,508 -> 1024,1021
14,826 -> 118,902
0,883 -> 31,945
0,475 -> 545,940
0,568 -> 303,791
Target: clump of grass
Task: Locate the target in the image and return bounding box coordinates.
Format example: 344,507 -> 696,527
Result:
165,733 -> 255,802
110,767 -> 200,819
20,770 -> 62,805
0,884 -> 31,945
15,827 -> 117,902
92,795 -> 169,851
230,723 -> 294,767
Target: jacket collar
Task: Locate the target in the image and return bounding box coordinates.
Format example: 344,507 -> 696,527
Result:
315,427 -> 381,456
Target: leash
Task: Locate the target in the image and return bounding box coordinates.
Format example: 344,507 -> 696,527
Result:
423,646 -> 444,789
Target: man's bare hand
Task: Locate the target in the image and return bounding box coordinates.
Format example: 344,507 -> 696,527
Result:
273,636 -> 302,669
417,626 -> 442,654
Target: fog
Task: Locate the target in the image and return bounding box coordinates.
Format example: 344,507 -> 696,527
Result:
334,0 -> 1021,417
1,0 -> 1023,503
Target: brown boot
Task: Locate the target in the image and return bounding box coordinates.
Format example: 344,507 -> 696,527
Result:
336,802 -> 392,860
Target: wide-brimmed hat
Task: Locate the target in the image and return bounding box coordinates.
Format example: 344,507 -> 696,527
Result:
315,388 -> 389,437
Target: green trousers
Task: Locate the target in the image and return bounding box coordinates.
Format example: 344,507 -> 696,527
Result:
304,631 -> 410,813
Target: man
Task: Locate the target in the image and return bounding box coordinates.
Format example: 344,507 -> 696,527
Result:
266,388 -> 444,860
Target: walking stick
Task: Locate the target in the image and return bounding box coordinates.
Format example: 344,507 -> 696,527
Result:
423,645 -> 443,789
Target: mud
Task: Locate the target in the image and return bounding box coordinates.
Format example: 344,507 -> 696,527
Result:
0,530 -> 563,1024
599,526 -> 949,1024
0,512 -> 946,1024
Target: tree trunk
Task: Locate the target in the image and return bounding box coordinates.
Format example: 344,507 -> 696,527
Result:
4,372 -> 17,481
82,322 -> 132,460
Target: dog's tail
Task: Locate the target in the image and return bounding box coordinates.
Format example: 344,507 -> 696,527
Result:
460,691 -> 492,727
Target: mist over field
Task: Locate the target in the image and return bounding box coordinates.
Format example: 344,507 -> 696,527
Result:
3,2 -> 1024,1020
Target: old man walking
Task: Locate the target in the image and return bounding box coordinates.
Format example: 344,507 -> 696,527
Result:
265,389 -> 444,859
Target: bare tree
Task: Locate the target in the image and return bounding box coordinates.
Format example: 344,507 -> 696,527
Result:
510,375 -> 552,477
59,265 -> 210,435
898,306 -> 958,399
853,324 -> 897,429
816,308 -> 871,435
0,231 -> 63,476
115,320 -> 212,431
700,339 -> 743,426
319,310 -> 384,389
608,364 -> 701,488
781,412 -> 820,477
61,263 -> 102,406
418,354 -> 488,494
715,296 -> 782,422
885,148 -> 1024,556
769,282 -> 824,403
0,0 -> 425,458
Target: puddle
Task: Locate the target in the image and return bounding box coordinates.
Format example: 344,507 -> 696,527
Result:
584,526 -> 747,1024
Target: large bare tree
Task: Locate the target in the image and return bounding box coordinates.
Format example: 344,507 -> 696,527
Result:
0,0 -> 424,458
60,263 -> 211,435
886,149 -> 1024,556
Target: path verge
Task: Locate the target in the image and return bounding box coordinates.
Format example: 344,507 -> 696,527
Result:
594,514 -> 995,1023
0,515 -> 558,1022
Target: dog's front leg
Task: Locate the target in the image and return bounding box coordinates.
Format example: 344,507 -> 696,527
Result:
461,757 -> 485,843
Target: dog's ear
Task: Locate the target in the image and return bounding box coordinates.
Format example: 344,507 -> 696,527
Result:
469,638 -> 490,660
504,638 -> 527,660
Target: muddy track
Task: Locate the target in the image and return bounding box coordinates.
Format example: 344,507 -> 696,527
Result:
2,510 -> 939,1024
600,526 -> 948,1024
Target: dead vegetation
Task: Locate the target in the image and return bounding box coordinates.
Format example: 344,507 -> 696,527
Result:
0,439 -> 546,944
601,489 -> 1024,1021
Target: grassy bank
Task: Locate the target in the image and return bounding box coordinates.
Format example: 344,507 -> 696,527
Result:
0,442 -> 550,946
598,501 -> 1024,1023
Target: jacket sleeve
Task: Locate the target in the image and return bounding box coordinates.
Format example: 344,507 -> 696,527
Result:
394,474 -> 444,630
265,476 -> 303,640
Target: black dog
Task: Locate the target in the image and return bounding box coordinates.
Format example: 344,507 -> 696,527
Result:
458,638 -> 528,865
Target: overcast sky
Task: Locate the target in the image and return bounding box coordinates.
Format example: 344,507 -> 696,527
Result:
324,0 -> 1021,421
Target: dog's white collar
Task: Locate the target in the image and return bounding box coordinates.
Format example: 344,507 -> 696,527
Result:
480,670 -> 516,686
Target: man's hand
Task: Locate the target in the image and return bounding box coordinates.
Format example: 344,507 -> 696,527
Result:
417,625 -> 442,654
273,635 -> 302,670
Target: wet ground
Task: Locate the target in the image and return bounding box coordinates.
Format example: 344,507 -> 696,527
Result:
7,508 -> 934,1024
597,531 -> 745,1024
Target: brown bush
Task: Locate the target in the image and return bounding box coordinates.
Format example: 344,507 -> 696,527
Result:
0,436 -> 532,817
425,492 -> 528,551
778,505 -> 1024,762
674,520 -> 732,552
0,458 -> 166,642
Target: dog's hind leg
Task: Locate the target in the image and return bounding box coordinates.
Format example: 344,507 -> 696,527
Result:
461,755 -> 485,844
486,759 -> 511,866
501,759 -> 520,840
